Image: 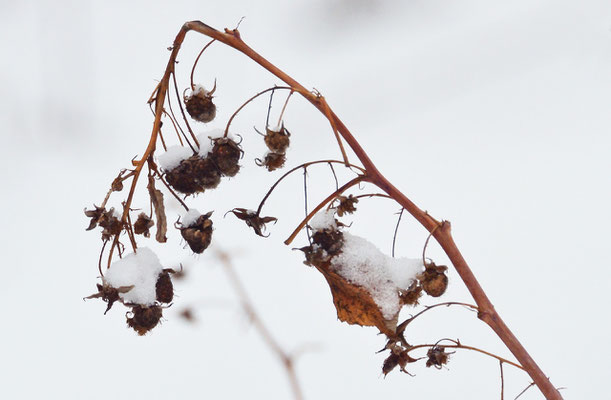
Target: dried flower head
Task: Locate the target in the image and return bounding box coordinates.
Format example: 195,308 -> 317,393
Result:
336,195 -> 358,216
264,124 -> 291,153
255,152 -> 286,171
178,211 -> 214,254
426,345 -> 450,369
155,270 -> 174,304
133,213 -> 154,237
210,137 -> 242,177
184,85 -> 216,123
165,155 -> 221,195
419,262 -> 449,297
126,305 -> 163,335
399,282 -> 423,306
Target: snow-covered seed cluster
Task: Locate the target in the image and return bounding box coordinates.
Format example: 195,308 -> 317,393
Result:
257,124 -> 290,171
177,210 -> 214,254
184,84 -> 216,123
161,136 -> 242,195
85,248 -> 176,335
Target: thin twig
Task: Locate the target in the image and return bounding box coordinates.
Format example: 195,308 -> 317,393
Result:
500,361 -> 505,400
514,382 -> 536,400
216,250 -> 304,400
391,207 -> 404,258
190,38 -> 216,90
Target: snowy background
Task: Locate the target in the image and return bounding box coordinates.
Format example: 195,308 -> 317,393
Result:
1,0 -> 610,398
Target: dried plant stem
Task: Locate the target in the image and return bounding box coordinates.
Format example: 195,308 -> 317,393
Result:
397,302 -> 478,333
500,361 -> 505,400
128,22 -> 560,399
224,86 -> 292,137
190,38 -> 216,90
171,21 -> 562,400
216,250 -> 303,400
408,342 -> 524,370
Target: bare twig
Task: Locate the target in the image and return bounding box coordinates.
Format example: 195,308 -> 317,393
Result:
216,250 -> 303,400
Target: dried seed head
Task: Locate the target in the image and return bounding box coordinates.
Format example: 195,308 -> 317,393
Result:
84,205 -> 106,231
155,271 -> 174,303
336,195 -> 358,216
311,228 -> 344,256
193,156 -> 222,189
264,125 -> 290,153
126,305 -> 163,335
382,353 -> 400,376
228,208 -> 277,237
419,262 -> 448,297
256,152 -> 286,171
185,89 -> 216,123
178,212 -> 214,254
165,155 -> 204,195
111,176 -> 124,192
165,155 -> 221,194
399,282 -> 423,306
133,213 -> 154,237
210,137 -> 242,177
426,345 -> 450,369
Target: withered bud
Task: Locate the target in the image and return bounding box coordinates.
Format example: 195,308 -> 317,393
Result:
399,282 -> 423,306
155,270 -> 174,303
264,125 -> 291,153
336,195 -> 359,216
111,176 -> 124,192
178,211 -> 214,254
255,152 -> 286,171
426,345 -> 450,369
133,213 -> 154,237
210,137 -> 242,177
228,208 -> 277,237
185,88 -> 216,123
419,262 -> 449,297
126,305 -> 163,336
87,207 -> 123,241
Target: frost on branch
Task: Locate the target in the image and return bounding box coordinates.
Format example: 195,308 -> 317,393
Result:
302,209 -> 423,336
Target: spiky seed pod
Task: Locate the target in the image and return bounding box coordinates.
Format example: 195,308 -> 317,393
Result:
126,305 -> 163,335
155,271 -> 174,303
193,156 -> 221,189
256,152 -> 286,171
165,155 -> 204,195
264,125 -> 290,153
179,212 -> 214,254
185,89 -> 216,123
98,208 -> 123,241
419,263 -> 449,297
133,213 -> 154,237
210,137 -> 242,177
426,346 -> 450,369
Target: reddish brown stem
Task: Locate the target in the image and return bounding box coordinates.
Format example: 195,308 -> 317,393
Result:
128,21 -> 561,399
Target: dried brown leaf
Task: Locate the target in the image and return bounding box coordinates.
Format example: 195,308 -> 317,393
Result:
147,175 -> 167,243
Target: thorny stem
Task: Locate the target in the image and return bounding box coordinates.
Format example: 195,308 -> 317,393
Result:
256,159 -> 365,216
216,250 -> 303,400
224,86 -> 292,137
175,21 -> 562,400
284,176 -> 365,245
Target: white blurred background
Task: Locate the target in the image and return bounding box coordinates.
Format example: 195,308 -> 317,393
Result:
1,0 -> 610,398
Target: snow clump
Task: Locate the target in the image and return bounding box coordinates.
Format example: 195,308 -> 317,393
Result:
103,247 -> 164,306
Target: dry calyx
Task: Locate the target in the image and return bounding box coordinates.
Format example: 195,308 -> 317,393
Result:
176,210 -> 214,254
